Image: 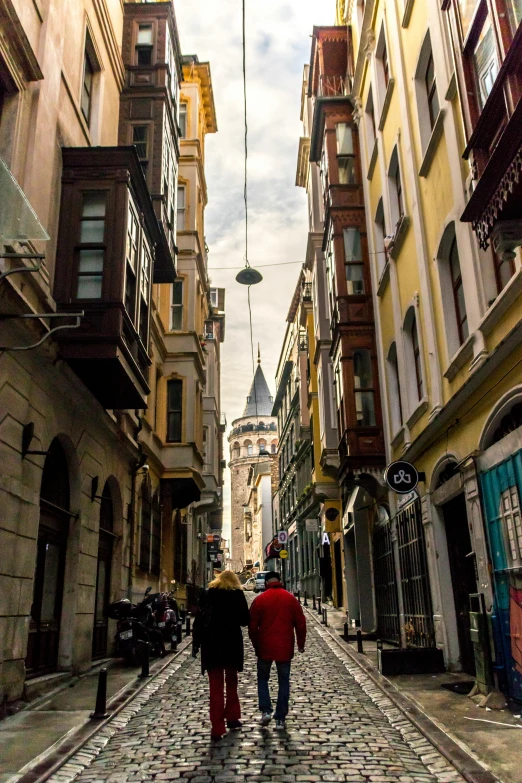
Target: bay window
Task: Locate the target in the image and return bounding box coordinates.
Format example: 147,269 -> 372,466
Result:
336,123 -> 356,184
343,228 -> 365,294
171,279 -> 183,329
136,24 -> 153,65
167,379 -> 183,442
76,192 -> 106,299
353,349 -> 376,426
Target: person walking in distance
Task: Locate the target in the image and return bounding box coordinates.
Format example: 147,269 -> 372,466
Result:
192,570 -> 250,741
249,570 -> 306,730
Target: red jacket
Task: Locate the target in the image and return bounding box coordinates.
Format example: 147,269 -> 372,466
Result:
249,583 -> 307,662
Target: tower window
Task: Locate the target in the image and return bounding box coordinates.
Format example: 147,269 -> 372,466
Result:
136,24 -> 153,65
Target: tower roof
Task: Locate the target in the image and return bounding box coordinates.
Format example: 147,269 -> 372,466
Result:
242,364 -> 274,417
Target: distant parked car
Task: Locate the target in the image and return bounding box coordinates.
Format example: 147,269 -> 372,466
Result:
243,577 -> 256,591
254,571 -> 270,593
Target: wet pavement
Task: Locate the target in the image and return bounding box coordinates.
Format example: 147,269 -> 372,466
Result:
44,619 -> 467,783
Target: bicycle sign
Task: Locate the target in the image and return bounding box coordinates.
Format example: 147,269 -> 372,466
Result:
384,460 -> 419,494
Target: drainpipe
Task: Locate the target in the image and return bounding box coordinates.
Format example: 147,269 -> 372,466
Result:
128,417 -> 145,601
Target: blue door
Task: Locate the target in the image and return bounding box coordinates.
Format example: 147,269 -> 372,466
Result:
481,450 -> 522,703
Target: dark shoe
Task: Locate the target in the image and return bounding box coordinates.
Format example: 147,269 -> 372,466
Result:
261,711 -> 272,726
227,720 -> 242,730
211,733 -> 223,741
275,719 -> 286,730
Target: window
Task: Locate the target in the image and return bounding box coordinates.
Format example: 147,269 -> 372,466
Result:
204,320 -> 214,340
81,48 -> 94,123
139,241 -> 151,345
353,349 -> 376,426
139,480 -> 152,571
76,192 -> 106,299
375,198 -> 387,277
387,342 -> 403,432
179,102 -> 187,138
125,202 -> 138,321
171,279 -> 183,330
425,50 -> 439,130
271,441 -> 277,454
336,123 -> 356,184
456,0 -> 477,38
412,315 -> 423,401
246,441 -> 253,456
382,40 -> 390,89
210,288 -> 218,308
232,441 -> 240,459
343,228 -> 365,294
449,237 -> 469,345
132,125 -> 148,171
506,0 -> 522,33
388,147 -> 404,228
499,486 -> 522,568
136,24 -> 153,65
167,379 -> 182,442
177,185 -> 186,230
493,247 -> 515,293
472,12 -> 499,109
365,87 -> 377,149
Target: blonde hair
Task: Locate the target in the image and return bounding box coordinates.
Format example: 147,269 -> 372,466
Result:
208,570 -> 242,590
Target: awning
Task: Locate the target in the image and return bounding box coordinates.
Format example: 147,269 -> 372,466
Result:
0,158 -> 49,242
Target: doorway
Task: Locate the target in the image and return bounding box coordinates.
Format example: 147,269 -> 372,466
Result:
334,538 -> 343,608
442,493 -> 477,675
26,440 -> 70,677
92,484 -> 114,659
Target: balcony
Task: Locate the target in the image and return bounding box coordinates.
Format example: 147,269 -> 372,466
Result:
318,75 -> 349,98
53,147 -> 166,409
338,427 -> 385,474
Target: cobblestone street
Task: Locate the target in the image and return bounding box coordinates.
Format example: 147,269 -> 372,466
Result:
48,616 -> 466,783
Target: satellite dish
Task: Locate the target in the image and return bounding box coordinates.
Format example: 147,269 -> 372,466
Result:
236,267 -> 263,285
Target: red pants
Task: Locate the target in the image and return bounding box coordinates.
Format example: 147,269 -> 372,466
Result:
207,667 -> 241,735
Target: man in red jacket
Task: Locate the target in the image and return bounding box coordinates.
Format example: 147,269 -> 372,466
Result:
248,571 -> 306,729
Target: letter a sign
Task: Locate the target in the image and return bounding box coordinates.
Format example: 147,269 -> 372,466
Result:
322,532 -> 330,546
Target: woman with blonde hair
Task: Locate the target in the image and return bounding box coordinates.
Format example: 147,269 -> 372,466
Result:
192,570 -> 249,740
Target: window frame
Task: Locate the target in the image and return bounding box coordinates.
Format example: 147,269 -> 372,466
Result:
353,348 -> 377,427
179,102 -> 187,138
75,190 -> 108,301
343,227 -> 365,295
449,236 -> 469,345
166,378 -> 183,443
135,22 -> 154,66
177,184 -> 186,231
171,278 -> 184,330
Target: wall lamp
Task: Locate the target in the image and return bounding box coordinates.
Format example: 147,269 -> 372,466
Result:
22,422 -> 49,459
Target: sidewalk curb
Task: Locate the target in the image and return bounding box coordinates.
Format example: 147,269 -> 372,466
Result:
304,607 -> 500,783
13,637 -> 193,783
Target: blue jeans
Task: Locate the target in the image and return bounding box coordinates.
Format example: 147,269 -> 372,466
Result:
257,658 -> 291,720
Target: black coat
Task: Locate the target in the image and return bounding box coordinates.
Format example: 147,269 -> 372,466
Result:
192,588 -> 250,674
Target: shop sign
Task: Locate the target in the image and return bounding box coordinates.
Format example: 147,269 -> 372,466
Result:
321,532 -> 330,545
305,518 -> 319,532
397,489 -> 419,510
279,549 -> 288,559
384,460 -> 419,494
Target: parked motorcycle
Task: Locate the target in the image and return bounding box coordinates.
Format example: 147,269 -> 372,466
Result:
107,588 -> 166,665
143,591 -> 179,649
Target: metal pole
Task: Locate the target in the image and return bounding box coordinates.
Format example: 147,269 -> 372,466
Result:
317,596 -> 322,615
90,668 -> 109,719
185,616 -> 191,636
297,590 -> 301,604
312,593 -> 316,610
139,645 -> 150,678
176,620 -> 182,644
343,622 -> 349,641
322,607 -> 328,626
304,591 -> 308,607
356,629 -> 364,654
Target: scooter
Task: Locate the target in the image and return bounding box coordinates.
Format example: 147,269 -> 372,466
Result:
150,592 -> 179,649
107,588 -> 166,665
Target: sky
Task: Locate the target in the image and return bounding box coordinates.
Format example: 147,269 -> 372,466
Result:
175,0 -> 335,544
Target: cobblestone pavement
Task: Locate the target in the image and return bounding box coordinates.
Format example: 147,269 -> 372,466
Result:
49,619 -> 466,783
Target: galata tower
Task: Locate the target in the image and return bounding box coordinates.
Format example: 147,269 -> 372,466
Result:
228,361 -> 278,573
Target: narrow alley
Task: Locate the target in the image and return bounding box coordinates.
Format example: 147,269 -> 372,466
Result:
45,617 -> 464,783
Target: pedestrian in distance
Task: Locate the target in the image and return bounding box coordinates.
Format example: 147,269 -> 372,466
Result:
192,570 -> 250,741
248,570 -> 306,730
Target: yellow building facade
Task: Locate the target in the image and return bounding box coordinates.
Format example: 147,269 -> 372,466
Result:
336,0 -> 522,689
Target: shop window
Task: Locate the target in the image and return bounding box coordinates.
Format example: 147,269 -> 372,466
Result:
167,379 -> 183,442
343,228 -> 365,294
171,279 -> 183,330
353,349 -> 376,426
136,24 -> 154,65
336,123 -> 356,184
499,486 -> 522,568
76,192 -> 106,299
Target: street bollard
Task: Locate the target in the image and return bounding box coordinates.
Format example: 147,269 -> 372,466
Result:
317,596 -> 322,615
312,594 -> 316,610
139,645 -> 150,678
356,629 -> 364,654
322,607 -> 328,626
343,622 -> 349,641
171,634 -> 178,652
90,668 -> 109,719
185,615 -> 191,636
297,590 -> 301,604
304,591 -> 308,607
176,620 -> 183,645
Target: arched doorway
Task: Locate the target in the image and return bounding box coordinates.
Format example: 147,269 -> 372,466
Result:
92,482 -> 114,659
26,440 -> 70,676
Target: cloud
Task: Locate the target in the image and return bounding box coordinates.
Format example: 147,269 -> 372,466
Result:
175,0 -> 335,545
